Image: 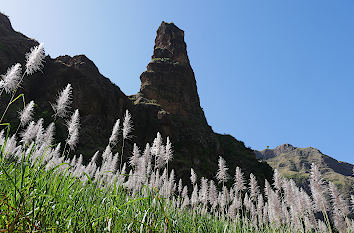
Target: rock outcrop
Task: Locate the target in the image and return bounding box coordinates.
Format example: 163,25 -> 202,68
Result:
139,22 -> 206,121
0,15 -> 273,186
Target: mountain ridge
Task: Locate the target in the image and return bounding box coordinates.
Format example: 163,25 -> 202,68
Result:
0,14 -> 273,187
256,143 -> 354,197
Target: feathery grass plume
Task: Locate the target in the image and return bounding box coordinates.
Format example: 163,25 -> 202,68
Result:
181,186 -> 188,199
191,184 -> 199,207
227,200 -> 237,221
67,109 -> 79,134
45,143 -> 62,170
264,179 -> 271,200
199,177 -> 209,206
229,187 -> 234,200
0,63 -> 22,94
234,166 -> 246,195
19,100 -> 35,126
181,195 -> 190,209
109,118 -> 120,146
177,179 -> 183,195
50,143 -> 61,159
263,203 -> 269,224
164,136 -> 173,165
208,180 -> 218,209
35,118 -> 45,144
110,153 -> 119,173
309,163 -> 328,212
70,155 -> 77,167
190,168 -> 197,186
155,144 -> 165,169
73,154 -> 84,177
219,188 -> 228,212
300,189 -> 317,227
168,169 -> 175,193
142,143 -> 152,175
0,130 -> 5,146
268,189 -> 282,227
295,187 -> 309,214
142,143 -> 151,162
3,134 -> 18,157
257,194 -> 264,224
282,179 -> 294,207
25,43 -> 45,75
43,122 -> 55,146
102,145 -> 112,162
135,157 -> 147,186
304,215 -> 315,233
52,83 -> 72,118
151,132 -> 162,169
122,109 -> 133,139
249,173 -> 259,201
66,109 -> 80,149
129,143 -> 140,168
317,220 -> 329,233
244,192 -> 250,211
120,109 -> 133,171
216,156 -> 228,184
273,169 -> 282,193
86,151 -> 99,177
329,182 -> 348,231
21,121 -> 37,144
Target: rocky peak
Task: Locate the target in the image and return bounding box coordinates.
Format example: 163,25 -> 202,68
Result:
274,144 -> 297,154
0,14 -> 274,189
0,13 -> 13,32
139,22 -> 206,123
0,13 -> 37,73
153,22 -> 189,65
55,55 -> 100,74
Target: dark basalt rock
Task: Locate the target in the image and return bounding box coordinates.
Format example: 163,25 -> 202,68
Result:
0,15 -> 273,187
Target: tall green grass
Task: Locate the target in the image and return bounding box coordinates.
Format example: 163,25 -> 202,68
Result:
0,152 -> 242,232
1,43 -> 354,233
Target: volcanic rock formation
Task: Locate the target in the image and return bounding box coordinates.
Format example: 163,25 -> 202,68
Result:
0,15 -> 273,186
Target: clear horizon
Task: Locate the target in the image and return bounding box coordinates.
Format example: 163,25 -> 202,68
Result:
2,0 -> 354,164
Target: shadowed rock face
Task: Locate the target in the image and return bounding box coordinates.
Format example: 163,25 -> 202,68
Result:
0,15 -> 273,186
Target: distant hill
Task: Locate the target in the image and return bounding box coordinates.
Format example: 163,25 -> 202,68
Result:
255,144 -> 354,197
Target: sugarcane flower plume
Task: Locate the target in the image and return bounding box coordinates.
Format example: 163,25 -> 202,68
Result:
122,109 -> 133,139
234,166 -> 246,194
25,43 -> 45,75
216,156 -> 229,184
164,136 -> 173,164
109,118 -> 120,146
19,100 -> 35,126
66,109 -> 80,149
0,63 -> 22,94
309,163 -> 328,211
52,83 -> 72,118
190,168 -> 197,185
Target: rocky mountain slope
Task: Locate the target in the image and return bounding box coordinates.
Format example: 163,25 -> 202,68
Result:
255,144 -> 354,197
0,13 -> 273,186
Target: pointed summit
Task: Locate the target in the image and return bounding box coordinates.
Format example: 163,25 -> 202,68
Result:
152,22 -> 190,65
139,21 -> 206,123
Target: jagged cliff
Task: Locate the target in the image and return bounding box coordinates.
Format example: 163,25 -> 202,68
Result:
256,144 -> 354,197
0,14 -> 273,186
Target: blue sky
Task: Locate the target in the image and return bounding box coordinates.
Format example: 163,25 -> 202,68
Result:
3,1 -> 354,164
